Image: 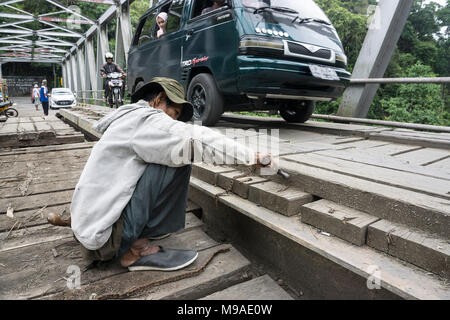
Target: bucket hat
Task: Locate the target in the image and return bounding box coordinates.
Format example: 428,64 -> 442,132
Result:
132,77 -> 193,122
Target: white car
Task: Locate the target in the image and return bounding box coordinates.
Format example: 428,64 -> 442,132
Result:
50,88 -> 76,109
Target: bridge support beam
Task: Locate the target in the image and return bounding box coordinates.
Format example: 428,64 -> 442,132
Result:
85,37 -> 97,102
115,0 -> 132,68
96,24 -> 109,100
65,58 -> 72,91
70,54 -> 78,94
337,0 -> 415,118
0,63 -> 3,78
76,47 -> 87,99
61,61 -> 67,87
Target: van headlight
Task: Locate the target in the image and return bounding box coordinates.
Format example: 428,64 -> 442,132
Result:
335,52 -> 347,66
239,35 -> 284,56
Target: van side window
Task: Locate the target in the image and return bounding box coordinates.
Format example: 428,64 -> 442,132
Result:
137,12 -> 157,46
191,0 -> 229,19
157,0 -> 186,37
166,0 -> 186,34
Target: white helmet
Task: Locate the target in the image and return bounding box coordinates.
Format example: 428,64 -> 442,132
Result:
105,52 -> 114,60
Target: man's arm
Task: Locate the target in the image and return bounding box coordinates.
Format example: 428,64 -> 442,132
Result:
114,63 -> 124,74
100,63 -> 106,77
131,111 -> 259,168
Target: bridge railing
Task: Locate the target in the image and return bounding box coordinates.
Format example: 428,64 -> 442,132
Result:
74,77 -> 449,132
348,77 -> 450,84
75,89 -> 131,106
312,77 -> 449,132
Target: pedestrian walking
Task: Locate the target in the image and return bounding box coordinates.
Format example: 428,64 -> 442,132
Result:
32,84 -> 40,111
40,80 -> 49,116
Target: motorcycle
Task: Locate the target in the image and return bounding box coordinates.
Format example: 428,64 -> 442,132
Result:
106,72 -> 125,108
0,101 -> 18,118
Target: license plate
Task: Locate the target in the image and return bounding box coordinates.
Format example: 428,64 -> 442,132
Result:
309,65 -> 340,81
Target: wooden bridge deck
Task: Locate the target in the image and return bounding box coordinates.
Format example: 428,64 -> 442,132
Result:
0,100 -> 449,300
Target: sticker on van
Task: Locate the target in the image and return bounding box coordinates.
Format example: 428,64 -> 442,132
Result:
181,56 -> 209,68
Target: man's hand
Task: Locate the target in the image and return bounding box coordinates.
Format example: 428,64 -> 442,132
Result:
255,153 -> 279,175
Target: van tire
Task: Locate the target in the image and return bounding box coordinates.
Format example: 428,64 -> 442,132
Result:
187,73 -> 223,126
279,100 -> 315,123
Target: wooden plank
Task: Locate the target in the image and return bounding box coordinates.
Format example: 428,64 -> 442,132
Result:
277,129 -> 363,145
0,142 -> 94,157
33,121 -> 54,133
315,148 -> 450,181
367,220 -> 450,278
0,123 -> 18,135
0,133 -> 84,148
0,169 -> 83,189
284,153 -> 450,200
186,200 -> 201,213
0,160 -> 86,180
393,147 -> 450,166
0,189 -> 74,214
0,212 -> 201,254
48,121 -> 75,131
139,246 -> 250,300
248,181 -> 313,216
191,163 -> 235,186
43,244 -> 237,300
200,275 -> 293,300
273,159 -> 450,238
1,178 -> 79,198
210,127 -> 263,139
391,129 -> 450,141
0,204 -> 69,233
300,199 -> 380,246
190,177 -> 450,300
0,224 -> 73,253
184,212 -> 203,230
0,227 -> 218,299
331,139 -> 390,149
0,148 -> 91,163
0,115 -> 84,148
369,131 -> 450,149
366,143 -> 423,156
217,171 -> 268,199
427,157 -> 450,172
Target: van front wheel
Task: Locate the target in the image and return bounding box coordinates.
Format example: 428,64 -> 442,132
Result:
279,100 -> 315,123
187,73 -> 224,126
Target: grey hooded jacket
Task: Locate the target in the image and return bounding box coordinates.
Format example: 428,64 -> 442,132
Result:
71,100 -> 256,250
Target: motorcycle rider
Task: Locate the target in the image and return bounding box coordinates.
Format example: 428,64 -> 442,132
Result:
100,52 -> 126,104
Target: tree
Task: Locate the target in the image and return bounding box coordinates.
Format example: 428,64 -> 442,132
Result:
380,63 -> 446,125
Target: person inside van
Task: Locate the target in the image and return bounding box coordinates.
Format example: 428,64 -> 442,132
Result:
201,0 -> 226,15
156,12 -> 168,38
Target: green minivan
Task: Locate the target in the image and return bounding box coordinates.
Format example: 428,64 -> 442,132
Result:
128,0 -> 351,125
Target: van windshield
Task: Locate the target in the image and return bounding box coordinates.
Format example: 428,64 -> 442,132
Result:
238,0 -> 330,23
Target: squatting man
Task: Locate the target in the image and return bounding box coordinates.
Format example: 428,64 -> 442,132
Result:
48,77 -> 276,271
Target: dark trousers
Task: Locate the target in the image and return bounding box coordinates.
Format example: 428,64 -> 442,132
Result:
80,163 -> 192,262
41,101 -> 49,116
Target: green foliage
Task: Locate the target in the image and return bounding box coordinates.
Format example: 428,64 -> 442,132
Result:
315,0 -> 448,126
130,0 -> 152,34
380,63 -> 446,125
315,0 -> 369,71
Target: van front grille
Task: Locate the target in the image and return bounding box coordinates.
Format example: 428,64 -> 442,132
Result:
287,42 -> 331,60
